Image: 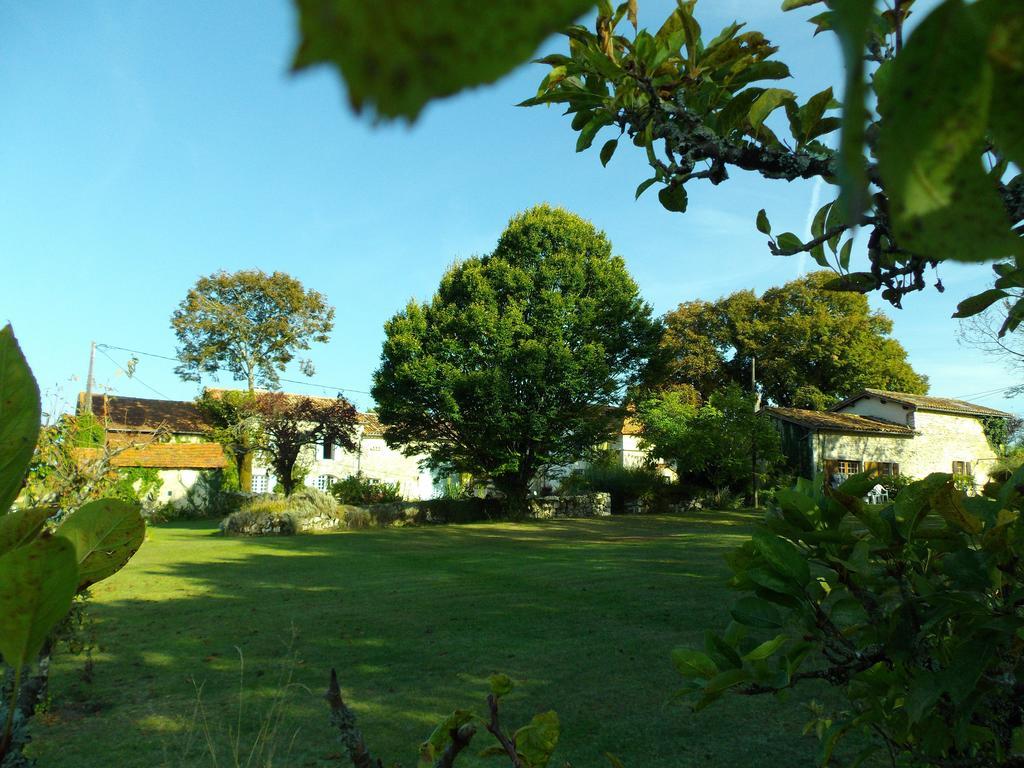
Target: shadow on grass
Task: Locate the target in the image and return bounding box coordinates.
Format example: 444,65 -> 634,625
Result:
30,511 -> 840,768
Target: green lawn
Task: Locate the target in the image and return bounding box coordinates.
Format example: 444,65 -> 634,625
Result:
30,511 -> 838,767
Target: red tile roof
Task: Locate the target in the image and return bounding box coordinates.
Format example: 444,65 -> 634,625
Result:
766,406 -> 915,436
75,443 -> 227,470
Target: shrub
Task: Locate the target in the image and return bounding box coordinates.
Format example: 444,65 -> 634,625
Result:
220,505 -> 297,536
875,472 -> 915,499
220,487 -> 340,535
558,454 -> 668,513
287,486 -> 342,521
671,469 -> 1024,766
342,507 -> 373,529
331,474 -> 404,505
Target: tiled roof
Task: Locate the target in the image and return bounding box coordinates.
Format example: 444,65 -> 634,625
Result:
77,393 -> 211,434
765,406 -> 916,436
75,443 -> 227,469
832,389 -> 1011,418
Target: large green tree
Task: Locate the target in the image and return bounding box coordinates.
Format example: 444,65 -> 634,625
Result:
171,269 -> 334,393
372,205 -> 663,505
663,271 -> 927,409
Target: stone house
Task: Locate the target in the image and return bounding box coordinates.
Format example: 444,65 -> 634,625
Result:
76,393 -> 229,504
766,389 -> 1010,487
247,404 -> 435,500
76,391 -> 435,501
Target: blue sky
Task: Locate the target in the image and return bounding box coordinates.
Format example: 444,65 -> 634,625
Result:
1,0 -> 1014,417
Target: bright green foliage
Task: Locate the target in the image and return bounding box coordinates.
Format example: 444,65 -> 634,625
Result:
57,498 -> 146,591
291,0 -> 594,121
637,384 -> 782,494
0,325 -> 41,513
330,473 -> 403,505
525,0 -> 1024,325
372,205 -> 663,502
0,536 -> 78,670
0,325 -> 144,764
196,389 -> 262,483
171,269 -> 334,392
661,272 -> 927,407
672,470 -> 1024,766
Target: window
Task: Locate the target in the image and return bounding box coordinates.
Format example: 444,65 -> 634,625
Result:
834,459 -> 862,475
315,475 -> 335,492
875,462 -> 899,476
952,461 -> 973,476
251,474 -> 270,493
322,441 -> 334,460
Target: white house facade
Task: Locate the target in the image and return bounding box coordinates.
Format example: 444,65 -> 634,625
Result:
249,410 -> 435,499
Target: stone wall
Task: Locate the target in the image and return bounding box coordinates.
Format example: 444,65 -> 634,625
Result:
527,493 -> 611,519
222,493 -> 614,535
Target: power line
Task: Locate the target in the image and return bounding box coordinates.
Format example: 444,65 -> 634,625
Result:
94,346 -> 172,400
96,342 -> 373,398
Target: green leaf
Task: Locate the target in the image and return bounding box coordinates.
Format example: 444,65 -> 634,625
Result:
635,178 -> 657,199
782,0 -> 824,9
292,0 -> 595,120
976,1 -> 1024,167
419,709 -> 474,768
0,535 -> 78,670
57,498 -> 145,591
879,0 -> 1021,264
658,184 -> 688,213
742,634 -> 786,662
489,672 -> 514,697
514,710 -> 560,768
752,531 -> 810,587
704,667 -> 750,695
929,481 -> 982,534
0,325 -> 41,514
775,232 -> 803,253
730,596 -> 783,628
748,88 -> 796,131
576,115 -> 609,152
838,239 -> 852,270
0,507 -> 52,556
953,288 -> 1009,318
755,209 -> 772,236
599,138 -> 618,167
671,647 -> 717,679
604,753 -> 626,768
830,0 -> 875,221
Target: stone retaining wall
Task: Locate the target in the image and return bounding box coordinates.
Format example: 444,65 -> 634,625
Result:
527,493 -> 611,519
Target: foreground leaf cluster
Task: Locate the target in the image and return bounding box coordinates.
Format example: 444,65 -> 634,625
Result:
672,470 -> 1024,766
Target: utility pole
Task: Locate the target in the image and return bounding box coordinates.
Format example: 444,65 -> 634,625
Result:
751,356 -> 759,508
84,341 -> 96,414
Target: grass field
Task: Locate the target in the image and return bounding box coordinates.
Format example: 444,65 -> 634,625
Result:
28,511 -> 841,767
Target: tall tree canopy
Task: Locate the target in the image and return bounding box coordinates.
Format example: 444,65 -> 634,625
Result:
171,269 -> 334,392
372,204 -> 663,503
662,271 -> 927,409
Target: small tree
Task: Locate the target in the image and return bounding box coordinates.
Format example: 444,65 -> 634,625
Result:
195,389 -> 261,490
638,384 -> 782,498
251,393 -> 358,496
371,205 -> 663,507
171,269 -> 334,393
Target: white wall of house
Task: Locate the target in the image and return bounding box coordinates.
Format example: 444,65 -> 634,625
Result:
836,395 -> 915,427
250,430 -> 435,500
814,411 -> 998,486
155,469 -> 201,504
